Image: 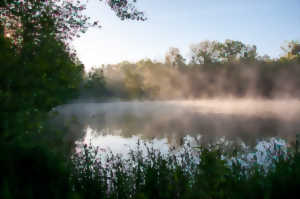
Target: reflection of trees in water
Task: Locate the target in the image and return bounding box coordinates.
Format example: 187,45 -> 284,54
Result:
50,103 -> 300,149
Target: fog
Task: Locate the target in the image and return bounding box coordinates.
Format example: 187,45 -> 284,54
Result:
51,98 -> 300,148
70,41 -> 300,151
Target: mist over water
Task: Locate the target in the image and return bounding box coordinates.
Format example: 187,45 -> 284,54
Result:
51,98 -> 300,153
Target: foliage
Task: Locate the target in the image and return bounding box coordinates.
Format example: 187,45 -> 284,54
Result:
92,40 -> 300,100
80,67 -> 109,99
70,140 -> 300,199
0,1 -> 144,199
0,141 -> 74,199
190,40 -> 222,64
0,33 -> 83,139
106,0 -> 146,21
0,0 -> 145,139
280,40 -> 300,60
165,47 -> 186,69
190,40 -> 257,64
1,1 -> 300,198
0,0 -> 145,43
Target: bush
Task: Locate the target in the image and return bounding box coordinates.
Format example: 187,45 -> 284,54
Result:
0,142 -> 74,199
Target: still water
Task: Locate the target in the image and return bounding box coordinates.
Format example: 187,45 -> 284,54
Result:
52,99 -> 300,155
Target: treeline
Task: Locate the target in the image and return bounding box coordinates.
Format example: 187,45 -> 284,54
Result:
84,40 -> 300,100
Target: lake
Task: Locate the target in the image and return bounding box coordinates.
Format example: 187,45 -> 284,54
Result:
52,99 -> 300,155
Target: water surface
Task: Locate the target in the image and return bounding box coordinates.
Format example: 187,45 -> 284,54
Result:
52,99 -> 300,154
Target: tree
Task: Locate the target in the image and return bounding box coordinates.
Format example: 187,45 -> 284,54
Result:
240,44 -> 257,63
281,40 -> 300,60
83,67 -> 107,98
123,63 -> 145,99
219,40 -> 244,62
214,39 -> 257,63
0,0 -> 147,196
257,54 -> 272,62
106,0 -> 146,21
165,47 -> 186,68
190,40 -> 222,64
291,44 -> 300,56
0,0 -> 145,43
0,0 -> 146,139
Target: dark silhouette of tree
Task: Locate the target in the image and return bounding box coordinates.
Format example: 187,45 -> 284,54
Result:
106,0 -> 146,21
0,0 -> 145,43
0,0 -> 146,139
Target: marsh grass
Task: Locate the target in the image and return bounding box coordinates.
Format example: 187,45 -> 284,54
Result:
1,138 -> 299,199
70,139 -> 300,199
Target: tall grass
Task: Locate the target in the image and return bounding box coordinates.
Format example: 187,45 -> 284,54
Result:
70,139 -> 300,199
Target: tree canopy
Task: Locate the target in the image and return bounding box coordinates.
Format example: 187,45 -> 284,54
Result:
0,0 -> 145,139
0,0 -> 145,43
190,40 -> 257,64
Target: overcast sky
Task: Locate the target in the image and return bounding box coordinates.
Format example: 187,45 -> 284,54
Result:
72,0 -> 300,70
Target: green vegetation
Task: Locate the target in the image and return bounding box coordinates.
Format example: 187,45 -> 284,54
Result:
89,40 -> 300,100
70,140 -> 300,199
0,0 -> 144,142
1,0 -> 300,198
0,0 -> 145,198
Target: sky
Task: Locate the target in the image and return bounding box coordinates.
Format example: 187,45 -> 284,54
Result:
72,0 -> 300,70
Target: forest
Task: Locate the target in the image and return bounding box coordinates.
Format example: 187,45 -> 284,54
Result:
1,0 -> 300,198
83,40 -> 300,100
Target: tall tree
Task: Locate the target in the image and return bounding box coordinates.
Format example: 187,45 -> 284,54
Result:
0,0 -> 145,139
165,47 -> 186,68
220,40 -> 257,63
220,40 -> 244,62
190,40 -> 222,64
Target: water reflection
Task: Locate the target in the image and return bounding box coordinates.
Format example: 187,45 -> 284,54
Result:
51,99 -> 300,150
76,127 -> 289,167
77,127 -> 171,156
